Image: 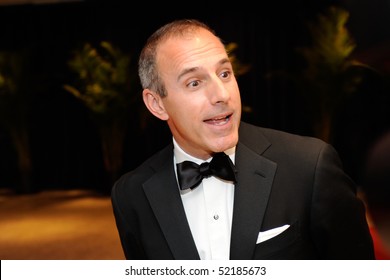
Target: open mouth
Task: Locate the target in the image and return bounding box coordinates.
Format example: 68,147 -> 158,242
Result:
204,114 -> 232,125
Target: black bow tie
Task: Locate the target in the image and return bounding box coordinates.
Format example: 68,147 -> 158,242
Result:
176,152 -> 237,190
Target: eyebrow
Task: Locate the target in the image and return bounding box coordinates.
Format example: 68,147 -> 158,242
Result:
177,57 -> 231,82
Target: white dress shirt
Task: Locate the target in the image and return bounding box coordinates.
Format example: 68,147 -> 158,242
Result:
173,138 -> 235,260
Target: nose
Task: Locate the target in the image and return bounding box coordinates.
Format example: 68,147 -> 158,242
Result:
209,77 -> 230,104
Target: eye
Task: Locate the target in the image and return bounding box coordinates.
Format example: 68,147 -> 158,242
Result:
220,70 -> 231,79
187,80 -> 200,88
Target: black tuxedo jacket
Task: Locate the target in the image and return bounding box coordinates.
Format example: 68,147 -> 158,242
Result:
111,122 -> 374,259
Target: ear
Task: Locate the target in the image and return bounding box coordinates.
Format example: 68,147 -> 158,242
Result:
142,89 -> 169,121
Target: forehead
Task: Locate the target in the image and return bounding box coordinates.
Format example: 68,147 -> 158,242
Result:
156,28 -> 229,76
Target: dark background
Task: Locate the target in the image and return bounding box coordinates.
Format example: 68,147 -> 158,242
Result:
0,0 -> 389,194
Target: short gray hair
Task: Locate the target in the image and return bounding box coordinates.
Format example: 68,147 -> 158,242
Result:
138,19 -> 217,97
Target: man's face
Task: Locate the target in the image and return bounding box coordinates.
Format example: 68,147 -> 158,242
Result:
149,28 -> 241,160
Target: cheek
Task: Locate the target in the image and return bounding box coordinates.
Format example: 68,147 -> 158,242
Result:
166,103 -> 196,129
231,87 -> 241,103
164,93 -> 206,125
175,99 -> 202,117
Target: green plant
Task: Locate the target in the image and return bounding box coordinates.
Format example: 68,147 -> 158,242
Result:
226,42 -> 251,77
0,50 -> 34,193
64,41 -> 141,188
294,6 -> 368,142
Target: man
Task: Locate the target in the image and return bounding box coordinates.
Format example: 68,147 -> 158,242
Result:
111,19 -> 374,260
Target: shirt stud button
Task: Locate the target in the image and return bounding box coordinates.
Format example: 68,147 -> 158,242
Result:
213,214 -> 219,220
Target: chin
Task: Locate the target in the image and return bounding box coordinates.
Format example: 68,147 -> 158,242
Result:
212,137 -> 238,153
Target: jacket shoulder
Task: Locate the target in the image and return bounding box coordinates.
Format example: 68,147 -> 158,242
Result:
113,144 -> 173,194
240,121 -> 327,149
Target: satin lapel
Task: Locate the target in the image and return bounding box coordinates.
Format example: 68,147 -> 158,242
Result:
230,142 -> 277,259
143,160 -> 200,260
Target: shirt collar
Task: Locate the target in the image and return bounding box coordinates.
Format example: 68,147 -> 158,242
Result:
173,137 -> 236,165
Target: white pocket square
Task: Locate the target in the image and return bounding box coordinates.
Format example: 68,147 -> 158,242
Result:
256,224 -> 290,244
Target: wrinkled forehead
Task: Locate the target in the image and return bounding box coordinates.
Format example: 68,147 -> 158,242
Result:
156,29 -> 228,76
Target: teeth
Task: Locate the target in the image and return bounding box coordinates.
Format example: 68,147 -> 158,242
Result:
211,115 -> 229,121
207,116 -> 229,125
205,115 -> 230,124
